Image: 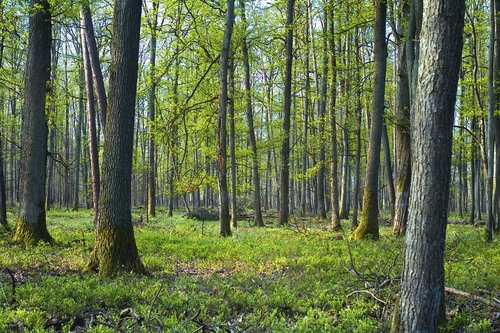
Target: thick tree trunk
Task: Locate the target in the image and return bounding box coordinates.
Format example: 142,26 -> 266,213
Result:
81,13 -> 100,227
217,0 -> 235,237
279,0 -> 295,225
351,0 -> 387,240
12,0 -> 53,246
87,0 -> 144,276
394,1 -> 465,331
240,0 -> 264,226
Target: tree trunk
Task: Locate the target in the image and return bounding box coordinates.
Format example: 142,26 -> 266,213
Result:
351,28 -> 364,229
394,1 -> 465,331
82,5 -> 107,130
217,0 -> 235,237
12,0 -> 53,246
229,59 -> 237,228
486,0 -> 495,241
328,4 -> 341,230
382,123 -> 395,217
240,0 -> 264,226
279,0 -> 295,225
352,0 -> 387,240
0,136 -> 7,231
73,65 -> 84,211
316,3 -> 327,221
81,11 -> 100,227
87,0 -> 145,276
147,1 -> 158,218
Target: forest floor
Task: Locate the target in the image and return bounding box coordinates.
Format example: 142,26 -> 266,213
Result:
0,208 -> 498,332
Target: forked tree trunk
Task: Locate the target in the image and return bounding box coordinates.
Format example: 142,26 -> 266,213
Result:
12,0 -> 53,245
240,0 -> 264,227
217,0 -> 235,237
86,0 -> 144,276
393,0 -> 465,331
81,14 -> 100,227
352,0 -> 387,240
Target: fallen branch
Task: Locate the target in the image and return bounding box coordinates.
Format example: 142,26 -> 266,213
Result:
346,290 -> 387,305
445,287 -> 500,310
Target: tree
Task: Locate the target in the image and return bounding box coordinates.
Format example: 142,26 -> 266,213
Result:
11,0 -> 53,245
81,9 -> 100,226
217,0 -> 235,237
393,0 -> 465,330
240,0 -> 264,227
351,0 -> 387,240
328,2 -> 341,230
279,0 -> 295,225
86,0 -> 145,276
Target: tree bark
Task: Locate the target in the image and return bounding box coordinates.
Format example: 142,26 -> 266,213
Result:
486,0 -> 495,241
382,123 -> 395,217
12,0 -> 53,245
352,28 -> 363,229
279,0 -> 295,225
217,0 -> 235,237
87,0 -> 144,276
394,1 -> 465,331
73,64 -> 84,211
352,0 -> 387,240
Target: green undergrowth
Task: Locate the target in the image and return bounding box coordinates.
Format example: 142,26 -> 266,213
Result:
0,208 -> 498,332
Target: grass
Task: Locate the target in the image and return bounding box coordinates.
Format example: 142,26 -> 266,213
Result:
0,208 -> 498,332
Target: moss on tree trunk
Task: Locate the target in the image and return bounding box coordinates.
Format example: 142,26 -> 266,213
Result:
12,215 -> 53,246
351,189 -> 380,240
86,225 -> 145,277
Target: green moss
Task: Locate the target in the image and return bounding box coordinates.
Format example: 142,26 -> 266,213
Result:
11,214 -> 54,246
351,189 -> 380,240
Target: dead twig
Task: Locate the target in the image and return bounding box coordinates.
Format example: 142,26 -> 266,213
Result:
445,287 -> 500,310
346,290 -> 387,305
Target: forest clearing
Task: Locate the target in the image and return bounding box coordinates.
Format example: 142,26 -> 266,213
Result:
0,209 -> 499,332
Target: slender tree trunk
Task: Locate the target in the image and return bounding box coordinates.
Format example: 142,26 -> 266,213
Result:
328,4 -> 341,230
0,136 -> 7,231
73,65 -> 84,211
240,0 -> 264,226
352,0 -> 387,240
82,5 -> 107,130
494,0 -> 500,233
316,3 -> 327,221
382,123 -> 395,217
394,1 -> 465,331
486,0 -> 495,241
87,0 -> 145,277
352,28 -> 363,229
217,0 -> 235,236
229,59 -> 237,228
147,1 -> 158,218
280,0 -> 295,225
81,12 -> 100,227
12,0 -> 53,245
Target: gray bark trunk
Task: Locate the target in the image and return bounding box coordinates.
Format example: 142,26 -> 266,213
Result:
352,0 -> 387,240
12,0 -> 53,245
217,0 -> 235,236
396,0 -> 465,330
87,0 -> 144,276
